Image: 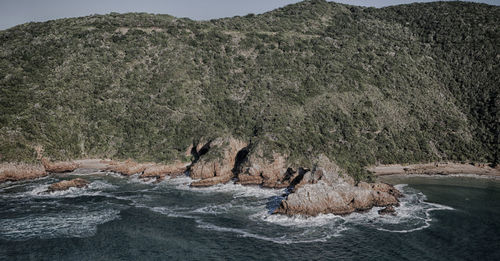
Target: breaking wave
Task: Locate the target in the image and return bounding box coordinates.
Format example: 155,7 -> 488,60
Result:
0,206 -> 121,241
254,184 -> 454,237
0,171 -> 454,244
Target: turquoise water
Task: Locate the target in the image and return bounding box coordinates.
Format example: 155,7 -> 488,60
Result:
1,171 -> 499,260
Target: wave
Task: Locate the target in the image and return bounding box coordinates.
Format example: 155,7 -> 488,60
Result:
127,181 -> 453,243
341,184 -> 453,233
147,206 -> 196,219
0,180 -> 118,200
192,203 -> 235,215
172,180 -> 284,199
251,210 -> 346,228
245,183 -> 454,241
0,174 -> 455,244
0,205 -> 121,241
195,219 -> 342,244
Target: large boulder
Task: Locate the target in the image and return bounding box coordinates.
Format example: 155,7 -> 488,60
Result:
140,161 -> 189,182
105,160 -> 150,176
274,181 -> 356,216
48,178 -> 89,192
274,155 -> 401,216
42,158 -> 80,173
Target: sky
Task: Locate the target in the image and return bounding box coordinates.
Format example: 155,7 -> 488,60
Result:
0,0 -> 498,30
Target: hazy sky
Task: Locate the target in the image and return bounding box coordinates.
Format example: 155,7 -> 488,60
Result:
0,0 -> 498,30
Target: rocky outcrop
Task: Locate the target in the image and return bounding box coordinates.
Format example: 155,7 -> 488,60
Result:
41,158 -> 80,173
274,155 -> 401,216
0,163 -> 47,183
190,137 -> 247,187
140,161 -> 189,182
105,160 -> 150,176
236,151 -> 296,188
48,178 -> 89,192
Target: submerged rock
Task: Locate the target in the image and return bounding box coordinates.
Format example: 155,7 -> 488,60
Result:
0,163 -> 47,183
378,205 -> 396,215
42,158 -> 79,173
48,178 -> 89,192
274,155 -> 401,216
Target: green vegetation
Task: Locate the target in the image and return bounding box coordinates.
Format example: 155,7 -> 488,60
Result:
0,0 -> 498,180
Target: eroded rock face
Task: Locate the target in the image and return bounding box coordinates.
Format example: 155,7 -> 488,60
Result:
190,137 -> 247,187
48,178 -> 88,192
236,151 -> 294,188
140,162 -> 189,182
0,163 -> 47,183
42,158 -> 80,173
274,155 -> 401,216
106,160 -> 150,176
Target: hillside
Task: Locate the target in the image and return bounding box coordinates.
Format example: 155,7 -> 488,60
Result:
0,0 -> 498,180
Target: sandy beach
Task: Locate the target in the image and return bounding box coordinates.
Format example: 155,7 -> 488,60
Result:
368,162 -> 500,178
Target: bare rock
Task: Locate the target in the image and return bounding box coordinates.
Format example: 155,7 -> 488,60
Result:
190,175 -> 233,187
190,137 -> 247,187
42,158 -> 79,173
274,156 -> 402,216
236,173 -> 263,185
190,159 -> 226,180
0,163 -> 47,183
371,182 -> 404,198
48,178 -> 88,192
140,161 -> 188,181
236,151 -> 290,188
106,160 -> 150,176
274,181 -> 356,216
359,181 -> 403,198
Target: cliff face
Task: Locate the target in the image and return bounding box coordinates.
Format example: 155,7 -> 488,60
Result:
0,0 -> 498,181
190,137 -> 248,187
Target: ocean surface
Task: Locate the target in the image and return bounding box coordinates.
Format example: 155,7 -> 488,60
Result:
1,170 -> 499,260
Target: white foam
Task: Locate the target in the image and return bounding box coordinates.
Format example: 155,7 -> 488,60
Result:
157,176 -> 192,188
126,174 -> 156,184
3,180 -> 117,199
339,184 -> 454,233
252,210 -> 345,228
104,171 -> 128,179
177,181 -> 284,199
245,183 -> 454,237
87,180 -> 118,191
0,207 -> 121,241
195,220 -> 340,244
192,203 -> 234,215
148,206 -> 195,219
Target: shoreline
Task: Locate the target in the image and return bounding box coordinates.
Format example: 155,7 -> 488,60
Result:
378,173 -> 500,182
3,156 -> 499,217
4,159 -> 499,181
368,162 -> 500,179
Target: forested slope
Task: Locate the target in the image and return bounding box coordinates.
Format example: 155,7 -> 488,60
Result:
0,0 -> 498,179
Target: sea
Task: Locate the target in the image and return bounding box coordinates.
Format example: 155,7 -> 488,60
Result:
1,169 -> 499,260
